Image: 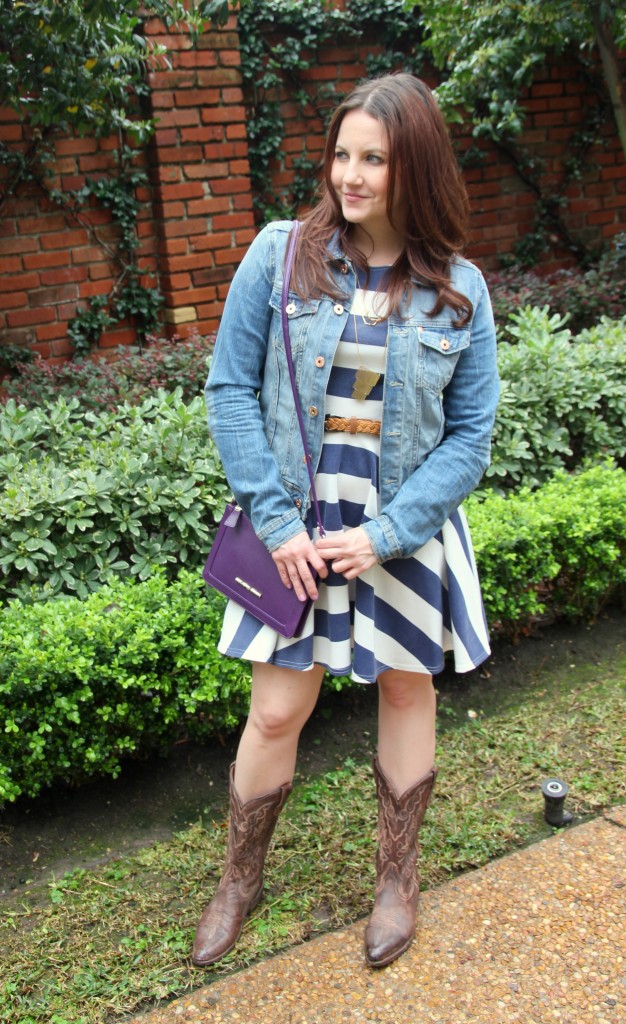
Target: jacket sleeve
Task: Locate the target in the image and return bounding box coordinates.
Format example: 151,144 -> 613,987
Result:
362,274 -> 500,561
204,224 -> 307,551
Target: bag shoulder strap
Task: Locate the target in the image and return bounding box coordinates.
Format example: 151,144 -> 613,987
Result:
281,222 -> 325,537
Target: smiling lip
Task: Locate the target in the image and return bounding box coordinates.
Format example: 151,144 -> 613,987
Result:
342,192 -> 369,202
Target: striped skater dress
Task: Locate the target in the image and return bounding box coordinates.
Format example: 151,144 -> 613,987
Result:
217,266 -> 491,683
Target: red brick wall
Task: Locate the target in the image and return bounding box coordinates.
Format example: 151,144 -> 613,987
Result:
0,13 -> 256,362
256,43 -> 625,272
462,61 -> 626,270
0,111 -> 160,361
1,13 -> 624,363
143,13 -> 255,339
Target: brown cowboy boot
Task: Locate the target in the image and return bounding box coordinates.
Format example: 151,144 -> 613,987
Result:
192,764 -> 292,967
364,757 -> 437,968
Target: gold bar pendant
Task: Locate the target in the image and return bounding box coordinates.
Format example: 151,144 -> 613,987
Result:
352,367 -> 380,401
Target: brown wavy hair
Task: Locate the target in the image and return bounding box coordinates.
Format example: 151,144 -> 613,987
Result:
290,73 -> 472,324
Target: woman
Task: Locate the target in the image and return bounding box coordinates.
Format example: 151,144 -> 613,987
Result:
194,73 -> 499,969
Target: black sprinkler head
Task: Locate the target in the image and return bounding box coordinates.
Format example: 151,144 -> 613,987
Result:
541,778 -> 573,828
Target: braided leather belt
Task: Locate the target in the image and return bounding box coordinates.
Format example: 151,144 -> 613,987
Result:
324,415 -> 381,436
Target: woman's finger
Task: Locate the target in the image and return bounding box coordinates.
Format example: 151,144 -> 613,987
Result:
271,535 -> 326,600
317,527 -> 377,578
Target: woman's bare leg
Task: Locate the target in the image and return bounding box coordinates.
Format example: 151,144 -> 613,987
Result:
233,661 -> 325,801
377,669 -> 436,793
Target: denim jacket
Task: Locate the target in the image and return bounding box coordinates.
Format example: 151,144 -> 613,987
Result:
205,220 -> 499,562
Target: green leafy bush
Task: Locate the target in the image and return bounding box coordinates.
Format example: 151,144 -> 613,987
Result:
487,237 -> 626,334
0,571 -> 250,805
0,333 -> 214,408
487,311 -> 626,490
1,464 -> 625,806
467,463 -> 626,637
0,390 -> 230,602
1,312 -> 625,604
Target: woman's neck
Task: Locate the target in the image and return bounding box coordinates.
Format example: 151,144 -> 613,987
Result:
351,224 -> 405,267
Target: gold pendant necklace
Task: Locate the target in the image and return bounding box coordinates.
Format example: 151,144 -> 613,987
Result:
353,365 -> 381,401
351,314 -> 387,401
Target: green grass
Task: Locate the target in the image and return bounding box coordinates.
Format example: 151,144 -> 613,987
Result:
1,649 -> 625,1024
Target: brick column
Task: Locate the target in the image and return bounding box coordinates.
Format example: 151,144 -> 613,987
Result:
144,13 -> 255,337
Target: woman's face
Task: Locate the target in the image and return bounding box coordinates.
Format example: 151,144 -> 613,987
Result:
330,109 -> 403,239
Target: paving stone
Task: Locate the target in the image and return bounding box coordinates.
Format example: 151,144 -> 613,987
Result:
128,807 -> 626,1024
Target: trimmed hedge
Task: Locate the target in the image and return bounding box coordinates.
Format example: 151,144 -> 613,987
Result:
0,333 -> 214,409
468,462 -> 626,634
1,463 -> 625,807
0,572 -> 249,805
486,235 -> 626,334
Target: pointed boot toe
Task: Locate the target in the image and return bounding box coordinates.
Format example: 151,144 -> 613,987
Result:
192,881 -> 263,966
365,916 -> 414,967
364,889 -> 417,967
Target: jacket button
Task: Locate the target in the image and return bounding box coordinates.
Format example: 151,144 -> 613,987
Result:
440,337 -> 451,351
315,355 -> 325,367
294,498 -> 302,509
286,301 -> 296,315
340,262 -> 349,274
333,303 -> 344,315
309,406 -> 319,417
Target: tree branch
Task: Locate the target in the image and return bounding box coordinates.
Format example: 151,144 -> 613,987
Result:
591,3 -> 626,164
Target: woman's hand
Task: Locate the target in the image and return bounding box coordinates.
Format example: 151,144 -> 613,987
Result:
271,531 -> 329,602
316,527 -> 377,579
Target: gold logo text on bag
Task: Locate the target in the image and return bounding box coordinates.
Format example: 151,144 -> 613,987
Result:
235,577 -> 262,598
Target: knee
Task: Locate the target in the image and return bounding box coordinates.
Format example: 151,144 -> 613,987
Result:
246,663 -> 323,744
378,671 -> 433,711
247,701 -> 303,742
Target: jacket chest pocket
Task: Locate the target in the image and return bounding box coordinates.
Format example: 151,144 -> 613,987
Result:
418,326 -> 470,393
269,289 -> 322,356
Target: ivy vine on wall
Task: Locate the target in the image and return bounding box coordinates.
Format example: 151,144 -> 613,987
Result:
237,0 -> 620,266
52,145 -> 164,356
0,0 -> 229,356
237,0 -> 424,224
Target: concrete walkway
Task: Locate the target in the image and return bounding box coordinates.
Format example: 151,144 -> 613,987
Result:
129,806 -> 626,1024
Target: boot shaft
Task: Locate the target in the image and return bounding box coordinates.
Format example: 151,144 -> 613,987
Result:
373,759 -> 437,893
225,765 -> 292,880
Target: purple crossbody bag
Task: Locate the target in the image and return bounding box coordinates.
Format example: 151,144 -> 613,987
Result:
202,222 -> 325,638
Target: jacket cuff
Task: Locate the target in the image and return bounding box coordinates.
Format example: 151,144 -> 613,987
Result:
361,516 -> 403,562
257,507 -> 308,552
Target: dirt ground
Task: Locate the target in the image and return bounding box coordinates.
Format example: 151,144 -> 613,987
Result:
1,606 -> 624,900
